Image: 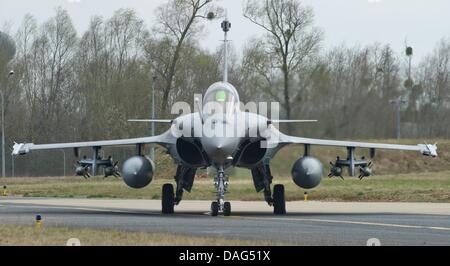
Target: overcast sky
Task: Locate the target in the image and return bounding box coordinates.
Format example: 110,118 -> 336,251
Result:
1,0 -> 450,61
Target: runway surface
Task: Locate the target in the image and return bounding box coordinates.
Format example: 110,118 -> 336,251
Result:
1,197 -> 450,246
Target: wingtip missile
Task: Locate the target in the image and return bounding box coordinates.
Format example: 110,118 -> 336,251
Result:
419,143 -> 438,157
12,143 -> 31,156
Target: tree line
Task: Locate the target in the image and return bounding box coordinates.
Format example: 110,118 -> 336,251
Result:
0,0 -> 449,176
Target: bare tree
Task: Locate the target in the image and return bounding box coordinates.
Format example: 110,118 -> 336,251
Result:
150,0 -> 222,115
75,9 -> 149,140
13,9 -> 78,142
415,39 -> 450,137
243,0 -> 322,132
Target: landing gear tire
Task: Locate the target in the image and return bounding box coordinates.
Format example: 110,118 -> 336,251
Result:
223,202 -> 232,217
211,202 -> 219,217
273,184 -> 286,215
162,184 -> 175,214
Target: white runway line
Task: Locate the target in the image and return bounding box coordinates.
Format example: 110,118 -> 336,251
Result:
232,216 -> 450,232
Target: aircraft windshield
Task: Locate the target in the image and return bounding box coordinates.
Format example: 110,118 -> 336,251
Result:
203,82 -> 240,117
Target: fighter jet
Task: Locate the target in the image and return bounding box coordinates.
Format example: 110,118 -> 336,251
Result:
12,19 -> 438,216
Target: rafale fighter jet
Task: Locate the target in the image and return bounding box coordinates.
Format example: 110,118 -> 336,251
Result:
13,19 -> 438,216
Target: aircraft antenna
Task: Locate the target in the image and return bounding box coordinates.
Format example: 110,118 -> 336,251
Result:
221,15 -> 231,83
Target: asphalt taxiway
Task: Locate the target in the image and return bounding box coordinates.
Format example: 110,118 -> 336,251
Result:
1,198 -> 450,246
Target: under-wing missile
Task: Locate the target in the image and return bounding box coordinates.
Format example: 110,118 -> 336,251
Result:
104,161 -> 121,178
328,162 -> 344,180
358,162 -> 373,180
75,164 -> 91,179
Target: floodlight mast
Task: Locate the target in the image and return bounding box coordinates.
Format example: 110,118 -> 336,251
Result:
221,18 -> 231,83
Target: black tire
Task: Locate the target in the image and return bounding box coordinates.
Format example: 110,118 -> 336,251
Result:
211,202 -> 219,217
273,184 -> 286,215
223,202 -> 232,217
162,184 -> 175,214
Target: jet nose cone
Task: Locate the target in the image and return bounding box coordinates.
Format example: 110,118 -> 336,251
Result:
201,137 -> 239,164
211,139 -> 232,156
215,141 -> 228,151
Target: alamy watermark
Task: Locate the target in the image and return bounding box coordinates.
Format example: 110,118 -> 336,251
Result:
367,238 -> 382,246
67,238 -> 81,246
169,95 -> 283,145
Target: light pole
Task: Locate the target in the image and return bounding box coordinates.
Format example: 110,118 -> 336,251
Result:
1,70 -> 14,178
150,74 -> 157,160
11,153 -> 14,178
406,46 -> 413,88
389,46 -> 414,140
61,149 -> 66,177
390,98 -> 407,140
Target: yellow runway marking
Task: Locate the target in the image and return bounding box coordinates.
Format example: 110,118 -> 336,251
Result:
230,216 -> 450,232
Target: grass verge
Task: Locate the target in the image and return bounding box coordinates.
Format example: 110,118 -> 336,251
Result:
0,224 -> 285,246
1,171 -> 450,202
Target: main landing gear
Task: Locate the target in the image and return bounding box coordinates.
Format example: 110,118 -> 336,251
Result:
252,164 -> 286,215
211,167 -> 232,217
162,184 -> 175,214
272,184 -> 286,215
162,165 -> 197,215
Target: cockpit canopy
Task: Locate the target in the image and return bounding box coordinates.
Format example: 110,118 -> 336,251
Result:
203,82 -> 240,116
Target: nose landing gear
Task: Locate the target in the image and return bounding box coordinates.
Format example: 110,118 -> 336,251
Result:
251,164 -> 287,215
211,167 -> 232,217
